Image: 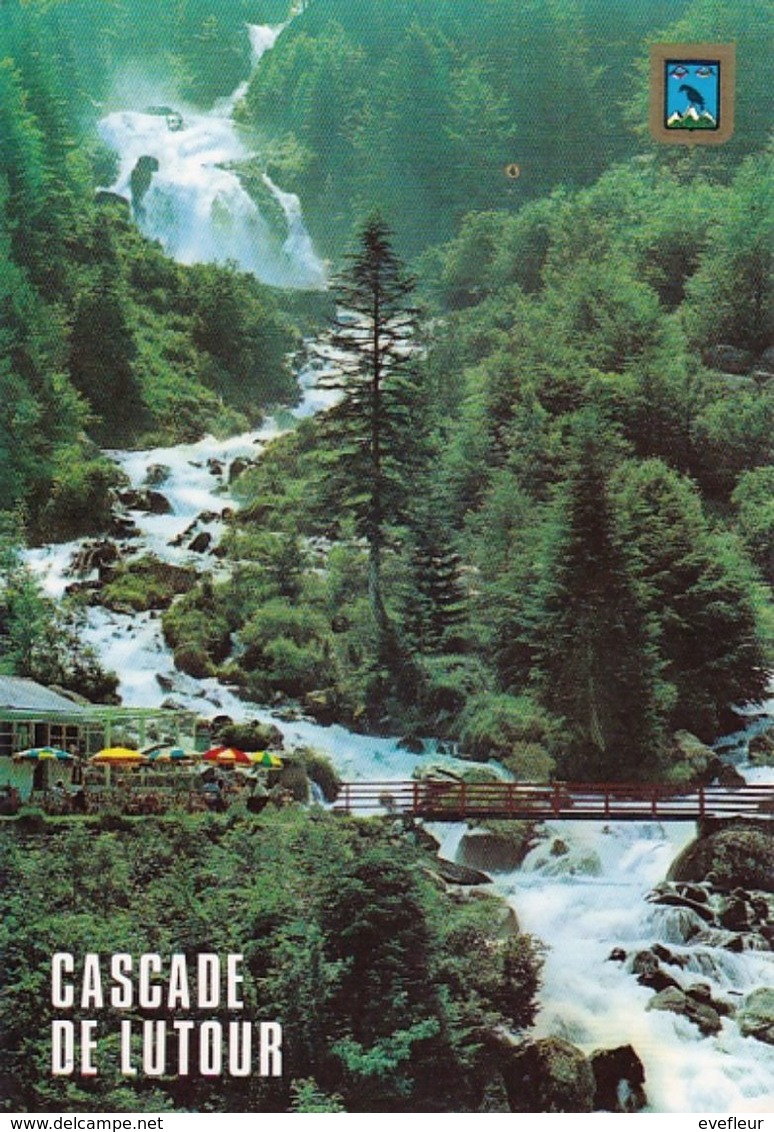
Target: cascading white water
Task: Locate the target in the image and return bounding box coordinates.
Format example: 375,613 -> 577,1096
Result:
433,819 -> 774,1112
98,23 -> 326,289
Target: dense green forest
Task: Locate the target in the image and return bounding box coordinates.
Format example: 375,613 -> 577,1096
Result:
0,810 -> 543,1112
238,0 -> 773,256
180,146 -> 773,781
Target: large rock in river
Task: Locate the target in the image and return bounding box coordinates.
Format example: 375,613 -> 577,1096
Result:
737,988 -> 774,1044
502,1037 -> 595,1112
458,824 -> 534,872
668,826 -> 774,892
590,1045 -> 646,1112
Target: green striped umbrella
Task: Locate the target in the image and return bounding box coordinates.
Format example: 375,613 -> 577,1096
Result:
13,747 -> 74,761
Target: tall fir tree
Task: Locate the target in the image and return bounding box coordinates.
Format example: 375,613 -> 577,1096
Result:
318,214 -> 421,672
526,415 -> 665,779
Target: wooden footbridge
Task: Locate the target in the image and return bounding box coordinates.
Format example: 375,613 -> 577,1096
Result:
331,780 -> 774,822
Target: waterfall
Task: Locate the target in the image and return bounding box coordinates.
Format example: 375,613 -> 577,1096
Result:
471,820 -> 774,1111
98,23 -> 326,289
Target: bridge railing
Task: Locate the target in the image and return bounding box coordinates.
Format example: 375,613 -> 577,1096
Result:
331,780 -> 774,821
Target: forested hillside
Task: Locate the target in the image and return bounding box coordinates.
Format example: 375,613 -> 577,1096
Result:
0,809 -> 543,1112
237,0 -> 773,256
203,150 -> 773,779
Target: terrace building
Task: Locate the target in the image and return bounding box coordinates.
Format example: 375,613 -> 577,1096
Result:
0,676 -> 197,800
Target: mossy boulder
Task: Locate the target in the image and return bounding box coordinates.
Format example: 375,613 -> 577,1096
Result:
646,987 -> 722,1037
749,731 -> 774,766
737,988 -> 774,1044
668,826 -> 774,892
664,730 -> 720,787
458,822 -> 535,873
502,1037 -> 595,1112
103,556 -> 197,612
216,721 -> 284,751
590,1045 -> 646,1112
288,747 -> 341,802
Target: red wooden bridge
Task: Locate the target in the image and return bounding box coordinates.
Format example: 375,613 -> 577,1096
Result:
331,780 -> 774,822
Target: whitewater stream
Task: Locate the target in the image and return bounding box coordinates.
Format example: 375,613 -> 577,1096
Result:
24,18 -> 774,1114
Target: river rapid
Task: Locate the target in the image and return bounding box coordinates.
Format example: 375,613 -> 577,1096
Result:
24,18 -> 774,1114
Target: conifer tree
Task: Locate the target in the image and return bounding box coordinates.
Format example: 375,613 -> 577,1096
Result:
405,514 -> 468,654
526,415 -> 664,779
319,214 -> 420,666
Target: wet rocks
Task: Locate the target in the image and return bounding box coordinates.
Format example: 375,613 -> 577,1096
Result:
737,988 -> 774,1044
188,531 -> 212,553
117,488 -> 172,514
651,942 -> 688,967
303,688 -> 339,726
434,857 -> 491,887
169,512 -> 219,551
129,154 -> 159,215
69,539 -> 121,577
397,734 -> 425,754
715,763 -> 747,787
646,986 -> 722,1036
749,731 -> 774,766
526,836 -> 603,878
228,456 -> 255,482
109,515 -> 141,540
590,1045 -> 646,1112
144,464 -> 171,487
647,883 -> 715,923
458,826 -> 535,873
648,874 -> 774,952
631,949 -> 681,993
502,1037 -> 595,1112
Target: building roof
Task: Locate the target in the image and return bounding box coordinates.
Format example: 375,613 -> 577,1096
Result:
0,676 -> 87,716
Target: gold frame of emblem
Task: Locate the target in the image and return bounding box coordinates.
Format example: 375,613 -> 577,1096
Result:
649,43 -> 736,145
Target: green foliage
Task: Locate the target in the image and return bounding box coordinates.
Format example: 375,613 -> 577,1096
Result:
237,597 -> 335,698
614,459 -> 769,737
292,747 -> 342,802
458,694 -> 558,780
103,557 -> 197,613
289,1078 -> 346,1112
317,214 -> 423,678
232,0 -> 774,259
33,446 -> 125,543
0,813 -> 542,1112
683,152 -> 773,353
522,418 -> 666,778
0,521 -> 117,699
161,582 -> 232,677
0,22 -> 302,531
733,467 -> 774,583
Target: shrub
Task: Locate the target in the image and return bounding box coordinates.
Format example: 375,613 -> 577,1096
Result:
459,693 -> 559,773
